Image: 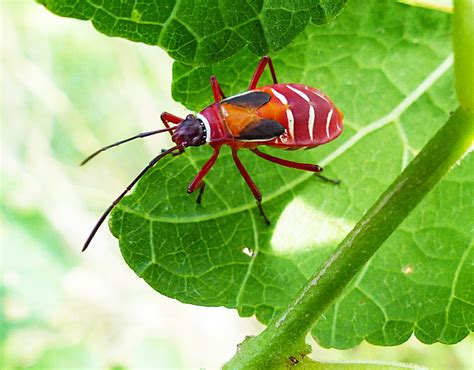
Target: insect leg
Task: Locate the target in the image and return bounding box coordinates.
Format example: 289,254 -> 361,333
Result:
250,148 -> 322,172
231,149 -> 270,225
187,147 -> 221,200
248,55 -> 278,90
210,76 -> 226,102
161,111 -> 185,154
251,148 -> 341,184
195,182 -> 206,205
161,112 -> 182,125
316,174 -> 341,185
161,112 -> 183,135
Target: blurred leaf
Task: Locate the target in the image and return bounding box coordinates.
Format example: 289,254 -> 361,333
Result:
313,153 -> 474,348
38,0 -> 346,66
33,345 -> 100,369
1,203 -> 75,321
130,337 -> 183,368
2,204 -> 75,266
398,0 -> 453,13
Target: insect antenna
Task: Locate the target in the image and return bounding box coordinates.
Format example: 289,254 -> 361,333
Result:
80,126 -> 178,166
82,144 -> 182,252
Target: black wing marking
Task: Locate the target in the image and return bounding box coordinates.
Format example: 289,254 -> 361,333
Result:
237,119 -> 285,141
222,91 -> 271,108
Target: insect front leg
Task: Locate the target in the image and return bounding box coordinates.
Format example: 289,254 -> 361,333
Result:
161,111 -> 184,155
161,111 -> 182,128
210,76 -> 226,102
231,149 -> 270,225
248,55 -> 278,90
187,147 -> 221,203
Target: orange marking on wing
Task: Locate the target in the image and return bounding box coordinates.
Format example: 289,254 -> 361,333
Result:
255,86 -> 288,123
221,103 -> 258,136
221,86 -> 288,137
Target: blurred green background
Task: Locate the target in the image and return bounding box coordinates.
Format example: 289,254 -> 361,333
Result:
1,0 -> 472,368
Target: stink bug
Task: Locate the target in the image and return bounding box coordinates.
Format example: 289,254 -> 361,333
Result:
82,56 -> 344,251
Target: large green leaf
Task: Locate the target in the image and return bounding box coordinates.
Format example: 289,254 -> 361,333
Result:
38,0 -> 346,65
109,0 -> 473,348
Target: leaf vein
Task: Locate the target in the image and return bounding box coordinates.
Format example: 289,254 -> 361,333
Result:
235,211 -> 260,308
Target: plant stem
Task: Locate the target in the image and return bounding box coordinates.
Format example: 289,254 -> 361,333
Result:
225,107 -> 474,368
453,0 -> 474,112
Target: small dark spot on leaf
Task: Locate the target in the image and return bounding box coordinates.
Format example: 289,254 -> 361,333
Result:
131,9 -> 142,22
289,356 -> 299,365
237,335 -> 254,351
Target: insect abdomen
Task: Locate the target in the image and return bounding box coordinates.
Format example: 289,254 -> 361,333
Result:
258,83 -> 343,148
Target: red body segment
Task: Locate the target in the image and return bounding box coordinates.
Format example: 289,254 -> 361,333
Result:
198,83 -> 343,149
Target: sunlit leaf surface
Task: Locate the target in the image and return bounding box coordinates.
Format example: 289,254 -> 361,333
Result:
39,0 -> 346,65
109,0 -> 472,348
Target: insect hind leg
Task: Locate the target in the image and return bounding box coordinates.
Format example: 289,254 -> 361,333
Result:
251,148 -> 321,172
250,148 -> 341,185
316,173 -> 341,185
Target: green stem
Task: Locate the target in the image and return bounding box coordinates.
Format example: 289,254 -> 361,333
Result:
453,0 -> 474,111
225,109 -> 474,368
225,2 -> 474,367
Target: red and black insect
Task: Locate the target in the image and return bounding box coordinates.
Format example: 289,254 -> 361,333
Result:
81,56 -> 344,251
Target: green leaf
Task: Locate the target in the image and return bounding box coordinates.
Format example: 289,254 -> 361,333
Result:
398,0 -> 453,13
110,0 -> 472,348
1,203 -> 76,322
38,0 -> 346,66
313,145 -> 474,348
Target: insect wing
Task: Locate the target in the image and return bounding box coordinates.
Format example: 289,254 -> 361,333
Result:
236,119 -> 285,141
221,91 -> 271,108
221,91 -> 283,140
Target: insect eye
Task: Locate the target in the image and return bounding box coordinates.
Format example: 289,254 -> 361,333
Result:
186,114 -> 195,120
